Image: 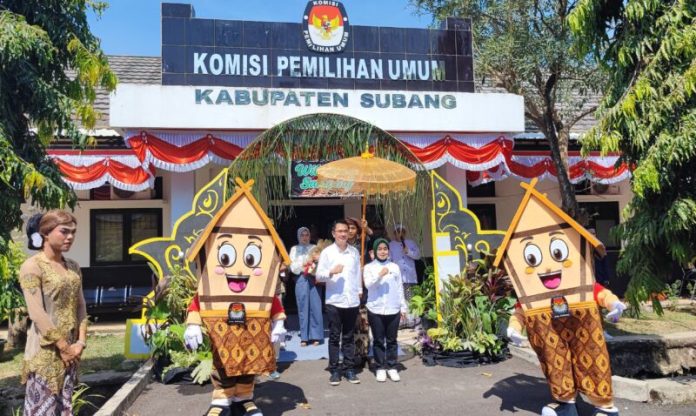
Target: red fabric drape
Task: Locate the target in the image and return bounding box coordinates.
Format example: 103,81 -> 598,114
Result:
128,132 -> 243,166
53,158 -> 152,188
402,136 -> 513,165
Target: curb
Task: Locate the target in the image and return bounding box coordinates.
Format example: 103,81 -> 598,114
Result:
94,359 -> 154,416
509,345 -> 696,404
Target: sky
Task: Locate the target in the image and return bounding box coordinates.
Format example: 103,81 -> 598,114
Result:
88,0 -> 435,56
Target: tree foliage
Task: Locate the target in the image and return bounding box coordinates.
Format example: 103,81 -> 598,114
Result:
570,0 -> 696,313
412,0 -> 606,220
0,1 -> 116,261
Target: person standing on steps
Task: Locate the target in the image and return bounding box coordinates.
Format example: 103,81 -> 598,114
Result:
364,238 -> 408,383
289,226 -> 323,347
389,224 -> 421,328
316,219 -> 362,386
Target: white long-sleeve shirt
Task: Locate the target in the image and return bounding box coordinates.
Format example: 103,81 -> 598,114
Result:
388,239 -> 421,284
289,243 -> 315,275
363,259 -> 408,315
316,243 -> 361,308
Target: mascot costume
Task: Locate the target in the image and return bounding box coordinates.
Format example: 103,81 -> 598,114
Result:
494,178 -> 626,416
183,178 -> 289,416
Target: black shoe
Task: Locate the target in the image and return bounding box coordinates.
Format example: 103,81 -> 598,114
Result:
329,371 -> 341,386
344,369 -> 360,384
204,405 -> 231,416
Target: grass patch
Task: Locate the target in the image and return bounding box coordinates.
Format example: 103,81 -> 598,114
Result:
604,306 -> 696,336
0,333 -> 126,388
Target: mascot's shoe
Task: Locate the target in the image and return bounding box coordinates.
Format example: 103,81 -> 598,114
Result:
203,405 -> 232,416
234,400 -> 263,416
591,407 -> 619,416
541,402 -> 579,416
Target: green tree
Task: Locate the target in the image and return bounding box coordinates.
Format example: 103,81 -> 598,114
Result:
412,0 -> 606,220
0,2 -> 116,264
570,1 -> 696,313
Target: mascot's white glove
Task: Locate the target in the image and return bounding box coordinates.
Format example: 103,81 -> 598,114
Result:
506,326 -> 527,347
271,320 -> 287,343
184,324 -> 203,351
605,301 -> 627,323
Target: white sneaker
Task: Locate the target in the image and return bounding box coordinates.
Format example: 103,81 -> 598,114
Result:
375,369 -> 387,382
387,369 -> 400,382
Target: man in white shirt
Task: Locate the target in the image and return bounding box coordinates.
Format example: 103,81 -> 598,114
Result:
316,219 -> 362,386
389,224 -> 421,328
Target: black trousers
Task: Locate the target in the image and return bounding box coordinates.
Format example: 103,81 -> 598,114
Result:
325,304 -> 359,371
367,311 -> 400,369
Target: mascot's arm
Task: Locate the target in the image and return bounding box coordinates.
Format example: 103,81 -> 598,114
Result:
594,283 -> 619,310
186,294 -> 202,325
271,295 -> 286,322
508,302 -> 526,333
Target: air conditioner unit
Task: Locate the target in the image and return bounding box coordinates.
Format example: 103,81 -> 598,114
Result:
591,183 -> 620,195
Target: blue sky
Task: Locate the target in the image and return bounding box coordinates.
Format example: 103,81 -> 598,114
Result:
88,1 -> 434,56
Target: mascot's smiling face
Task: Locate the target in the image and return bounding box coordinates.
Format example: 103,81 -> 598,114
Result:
204,230 -> 276,294
508,228 -> 581,295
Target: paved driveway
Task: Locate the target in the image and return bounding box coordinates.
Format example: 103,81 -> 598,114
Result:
125,356 -> 695,416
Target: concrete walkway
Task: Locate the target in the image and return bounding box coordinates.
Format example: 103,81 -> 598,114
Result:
125,355 -> 695,416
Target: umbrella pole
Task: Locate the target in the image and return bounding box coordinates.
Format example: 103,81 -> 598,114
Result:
360,193 -> 367,269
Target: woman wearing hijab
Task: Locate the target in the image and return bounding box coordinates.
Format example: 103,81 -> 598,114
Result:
364,238 -> 407,382
289,226 -> 322,346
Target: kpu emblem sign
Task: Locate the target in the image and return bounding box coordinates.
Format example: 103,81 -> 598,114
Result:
302,1 -> 350,53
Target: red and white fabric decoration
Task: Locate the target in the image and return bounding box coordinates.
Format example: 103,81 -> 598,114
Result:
125,131 -> 247,172
119,130 -> 630,184
49,151 -> 155,191
467,153 -> 630,186
400,135 -> 514,170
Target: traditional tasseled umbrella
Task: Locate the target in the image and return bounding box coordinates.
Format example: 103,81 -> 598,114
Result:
317,146 -> 417,266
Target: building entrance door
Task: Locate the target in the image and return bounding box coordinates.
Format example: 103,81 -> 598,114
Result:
276,205 -> 345,313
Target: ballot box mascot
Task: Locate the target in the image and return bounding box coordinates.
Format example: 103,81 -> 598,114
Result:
493,179 -> 626,416
183,178 -> 290,416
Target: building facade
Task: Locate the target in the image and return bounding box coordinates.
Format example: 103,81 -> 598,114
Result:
22,3 -> 631,313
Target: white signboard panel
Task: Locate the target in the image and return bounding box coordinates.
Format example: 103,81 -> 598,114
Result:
110,84 -> 524,132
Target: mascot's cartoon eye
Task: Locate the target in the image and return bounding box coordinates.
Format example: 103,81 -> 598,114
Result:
523,244 -> 543,267
549,239 -> 569,261
218,243 -> 236,267
243,244 -> 262,268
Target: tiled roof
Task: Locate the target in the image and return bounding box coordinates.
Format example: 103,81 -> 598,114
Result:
94,56 -> 161,128
476,78 -> 601,137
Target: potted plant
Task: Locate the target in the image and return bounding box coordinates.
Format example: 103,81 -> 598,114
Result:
142,264 -> 213,384
409,265 -> 438,330
0,240 -> 27,355
419,256 -> 516,367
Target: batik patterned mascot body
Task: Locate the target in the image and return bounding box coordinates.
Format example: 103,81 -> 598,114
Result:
494,179 -> 626,416
184,178 -> 290,416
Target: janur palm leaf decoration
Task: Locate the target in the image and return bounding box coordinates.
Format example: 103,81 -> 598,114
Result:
227,113 -> 431,242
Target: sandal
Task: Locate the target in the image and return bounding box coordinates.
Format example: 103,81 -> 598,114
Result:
312,341 -> 320,346
300,341 -> 308,347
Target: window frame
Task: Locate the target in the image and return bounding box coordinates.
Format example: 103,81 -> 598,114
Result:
579,201 -> 621,250
90,208 -> 163,266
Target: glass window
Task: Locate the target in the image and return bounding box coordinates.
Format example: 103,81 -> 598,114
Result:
468,204 -> 497,230
94,214 -> 123,263
91,209 -> 162,265
579,202 -> 620,249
